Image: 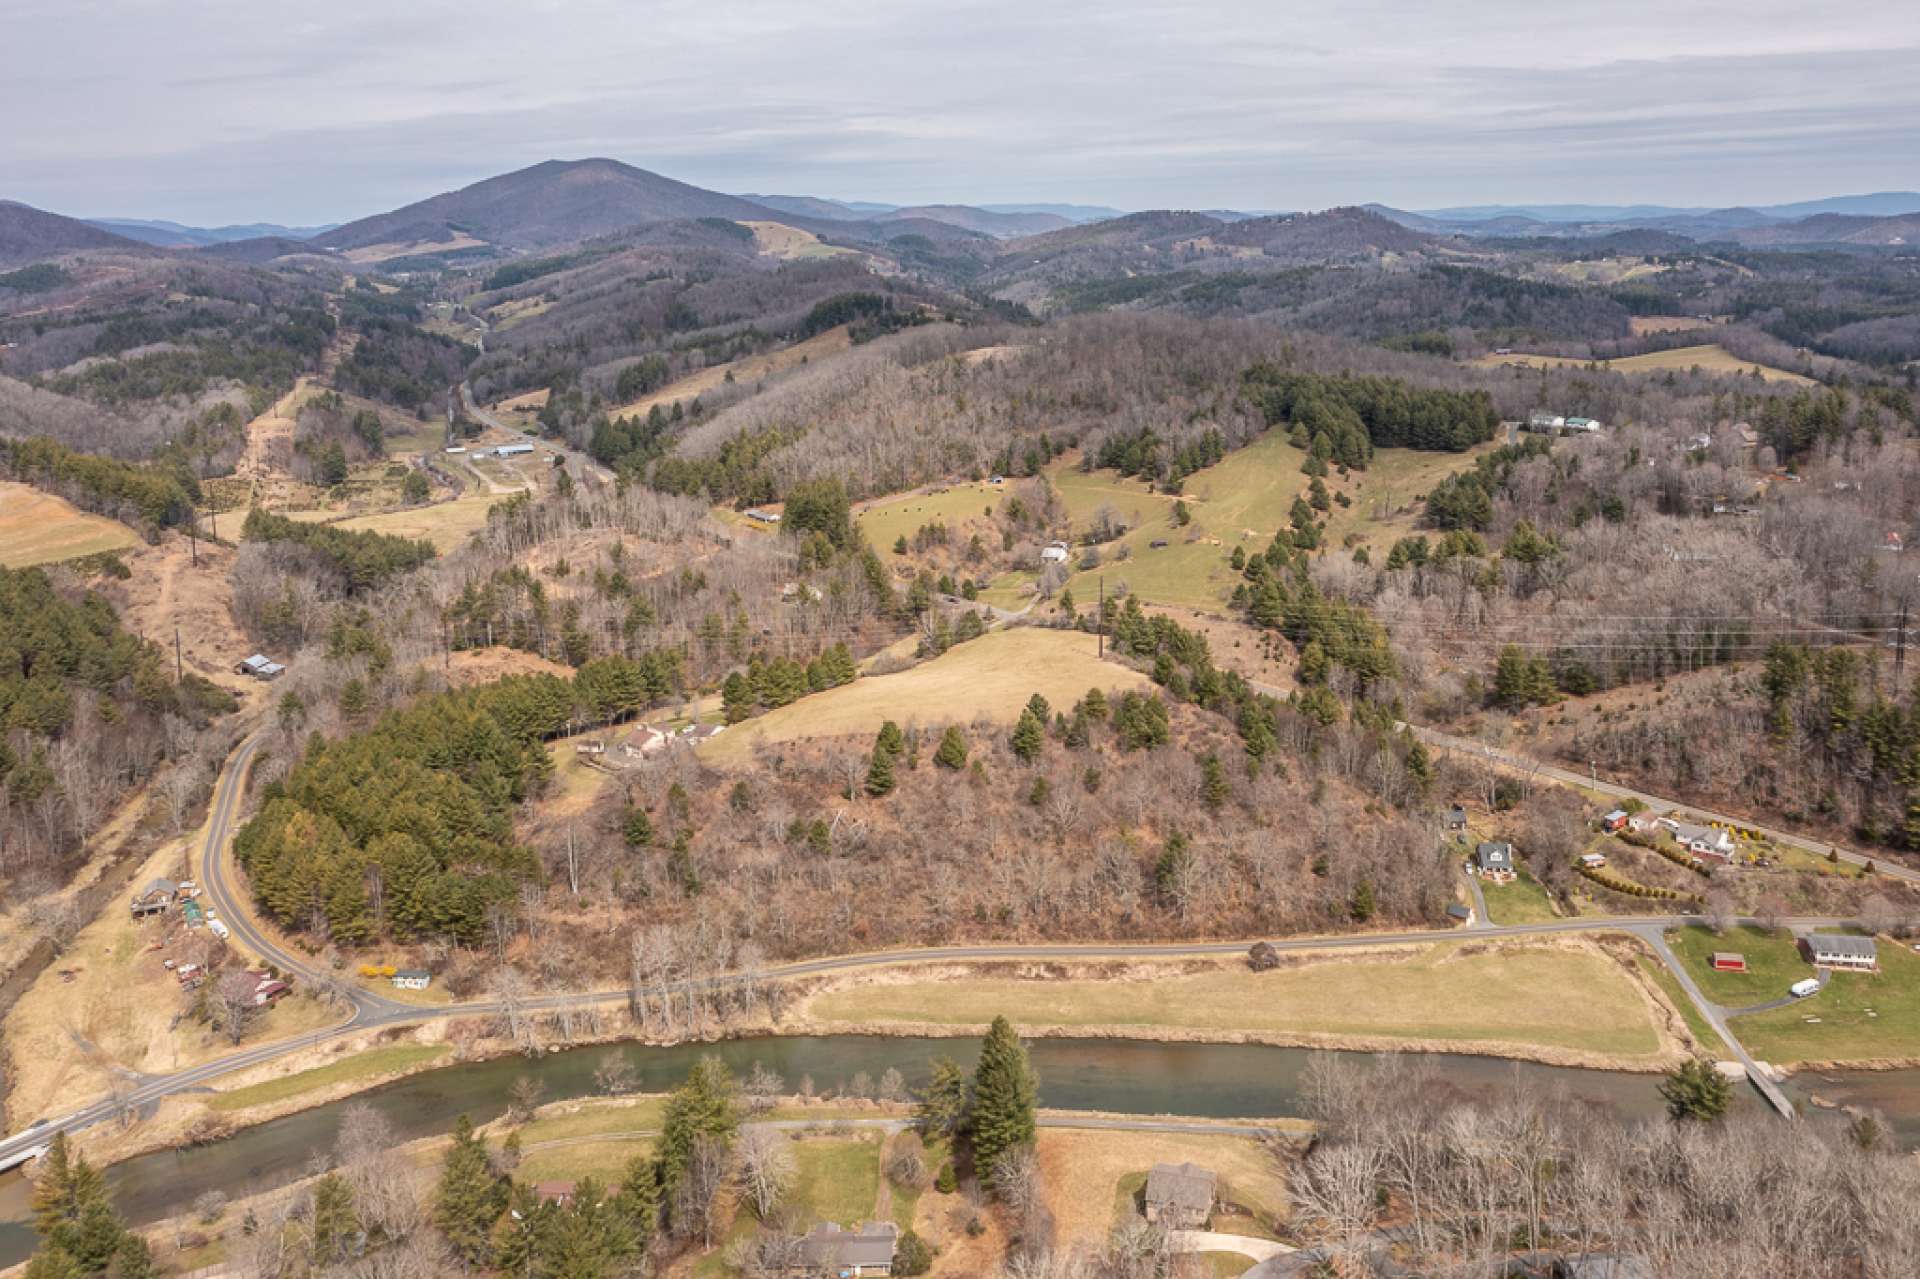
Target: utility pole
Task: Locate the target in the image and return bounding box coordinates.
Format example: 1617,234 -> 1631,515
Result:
1098,576 -> 1105,659
174,625 -> 183,682
1897,600 -> 1910,684
188,510 -> 199,567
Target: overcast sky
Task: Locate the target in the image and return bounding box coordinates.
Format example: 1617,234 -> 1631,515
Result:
6,0 -> 1918,226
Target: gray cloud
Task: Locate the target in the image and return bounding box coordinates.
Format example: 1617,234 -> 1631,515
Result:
4,0 -> 1916,223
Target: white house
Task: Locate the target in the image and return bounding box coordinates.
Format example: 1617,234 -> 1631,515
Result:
1526,411 -> 1566,433
392,969 -> 432,991
1564,416 -> 1602,434
622,724 -> 670,759
1801,933 -> 1877,971
1040,541 -> 1071,564
1670,822 -> 1736,862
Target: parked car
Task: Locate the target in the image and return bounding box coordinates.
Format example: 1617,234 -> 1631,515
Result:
1790,978 -> 1821,998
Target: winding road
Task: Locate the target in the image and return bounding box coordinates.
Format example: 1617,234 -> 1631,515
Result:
0,712 -> 1889,1168
458,382 -> 614,484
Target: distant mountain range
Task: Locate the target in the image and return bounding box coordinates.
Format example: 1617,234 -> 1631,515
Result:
83,218 -> 339,248
8,162 -> 1920,275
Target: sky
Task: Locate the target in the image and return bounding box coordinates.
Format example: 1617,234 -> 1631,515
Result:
5,0 -> 1919,226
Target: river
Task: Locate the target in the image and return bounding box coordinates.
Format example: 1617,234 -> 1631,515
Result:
2,1034 -> 1913,1268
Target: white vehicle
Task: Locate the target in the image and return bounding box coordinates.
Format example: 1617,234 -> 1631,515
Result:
1789,977 -> 1820,999
207,917 -> 231,941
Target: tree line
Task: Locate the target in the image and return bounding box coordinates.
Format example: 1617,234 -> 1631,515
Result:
0,436 -> 199,536
242,508 -> 437,594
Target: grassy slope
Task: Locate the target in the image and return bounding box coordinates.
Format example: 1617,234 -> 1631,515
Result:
855,480 -> 1006,553
0,481 -> 140,568
1667,924 -> 1813,1006
1473,343 -> 1814,386
1478,871 -> 1561,925
211,1044 -> 450,1111
699,627 -> 1149,763
1046,436 -> 1485,612
1039,1128 -> 1286,1250
1737,938 -> 1920,1065
809,944 -> 1665,1058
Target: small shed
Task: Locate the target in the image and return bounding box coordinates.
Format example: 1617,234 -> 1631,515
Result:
181,899 -> 206,928
1144,1162 -> 1216,1228
392,969 -> 432,991
1580,853 -> 1608,869
1599,809 -> 1629,834
1040,541 -> 1070,564
1444,806 -> 1468,831
1446,903 -> 1475,926
1711,953 -> 1747,973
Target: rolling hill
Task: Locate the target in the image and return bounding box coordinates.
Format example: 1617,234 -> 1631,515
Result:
1211,207 -> 1439,259
315,158 -> 777,252
0,201 -> 148,267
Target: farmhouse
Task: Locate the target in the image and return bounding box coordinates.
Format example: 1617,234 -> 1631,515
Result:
1671,822 -> 1736,862
1800,934 -> 1878,972
130,878 -> 178,918
245,972 -> 290,1006
1040,541 -> 1071,564
1144,1161 -> 1217,1228
680,723 -> 725,745
392,969 -> 432,991
1472,841 -> 1516,882
794,1222 -> 898,1276
623,724 -> 669,759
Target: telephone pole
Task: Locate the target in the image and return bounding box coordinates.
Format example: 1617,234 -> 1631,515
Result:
1898,599 -> 1910,683
174,625 -> 183,682
1098,576 -> 1106,658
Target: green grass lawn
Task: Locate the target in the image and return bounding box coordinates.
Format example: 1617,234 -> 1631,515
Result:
1635,955 -> 1727,1052
512,1099 -> 668,1144
855,482 -> 1003,552
1736,939 -> 1920,1065
518,1138 -> 654,1184
210,1043 -> 449,1111
792,1136 -> 883,1225
1479,871 -> 1560,924
1667,924 -> 1814,1007
810,945 -> 1665,1059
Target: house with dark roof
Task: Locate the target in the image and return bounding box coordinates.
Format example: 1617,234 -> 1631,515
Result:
1472,841 -> 1516,882
130,878 -> 178,918
794,1222 -> 898,1276
1800,933 -> 1878,972
1144,1162 -> 1216,1228
1444,806 -> 1468,832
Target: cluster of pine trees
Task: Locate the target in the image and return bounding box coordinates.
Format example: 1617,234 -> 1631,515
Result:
915,1017 -> 1039,1185
720,643 -> 857,723
1760,643 -> 1920,846
21,1134 -> 155,1279
1421,436 -> 1552,531
242,508 -> 437,594
237,662 -> 664,944
0,437 -> 199,534
1244,364 -> 1499,467
1092,425 -> 1227,488
1225,547 -> 1396,688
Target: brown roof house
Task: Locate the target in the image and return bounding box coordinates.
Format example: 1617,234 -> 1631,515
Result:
1144,1162 -> 1216,1228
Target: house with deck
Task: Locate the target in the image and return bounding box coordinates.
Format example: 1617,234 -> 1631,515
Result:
1472,841 -> 1517,883
1144,1162 -> 1217,1228
1800,933 -> 1878,972
1670,822 -> 1736,862
794,1222 -> 898,1276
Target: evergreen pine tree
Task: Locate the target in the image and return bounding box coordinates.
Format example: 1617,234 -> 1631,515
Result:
969,1016 -> 1037,1182
656,1057 -> 738,1208
934,726 -> 968,770
1010,709 -> 1044,763
876,720 -> 905,759
622,807 -> 653,848
865,747 -> 897,797
1660,1058 -> 1734,1123
1200,754 -> 1229,810
1081,687 -> 1109,721
915,1057 -> 971,1139
490,1184 -> 544,1279
1024,693 -> 1052,723
434,1115 -> 507,1265
310,1173 -> 361,1265
614,1155 -> 660,1253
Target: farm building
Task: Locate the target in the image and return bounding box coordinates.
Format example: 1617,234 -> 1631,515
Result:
236,653 -> 286,681
1580,853 -> 1607,869
130,878 -> 178,918
794,1222 -> 898,1276
1040,541 -> 1071,564
1526,411 -> 1566,433
1800,934 -> 1878,972
181,899 -> 205,928
1563,416 -> 1602,433
623,724 -> 670,759
743,508 -> 781,524
680,723 -> 725,746
494,443 -> 534,458
1144,1162 -> 1217,1228
1444,806 -> 1468,832
1711,953 -> 1747,973
1599,809 -> 1629,834
1446,903 -> 1475,926
1472,842 -> 1516,882
392,969 -> 432,990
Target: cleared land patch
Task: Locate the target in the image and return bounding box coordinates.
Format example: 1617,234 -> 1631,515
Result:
1732,936 -> 1920,1066
0,481 -> 139,567
699,627 -> 1149,764
741,220 -> 862,262
855,480 -> 1006,553
805,943 -> 1668,1061
609,324 -> 852,420
1038,1128 -> 1286,1249
1474,343 -> 1813,385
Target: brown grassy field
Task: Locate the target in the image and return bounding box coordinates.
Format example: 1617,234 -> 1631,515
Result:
0,481 -> 139,567
699,627 -> 1150,764
1630,315 -> 1715,335
343,234 -> 489,264
1037,1128 -> 1287,1248
805,942 -> 1670,1061
1474,343 -> 1814,385
609,324 -> 853,419
741,220 -> 864,262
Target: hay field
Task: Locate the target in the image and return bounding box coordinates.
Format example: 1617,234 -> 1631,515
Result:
741,220 -> 863,262
855,480 -> 1005,551
1475,343 -> 1813,385
609,324 -> 852,420
1630,315 -> 1713,335
331,493 -> 503,552
807,942 -> 1668,1060
0,481 -> 139,567
1050,435 -> 1484,611
699,627 -> 1148,763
